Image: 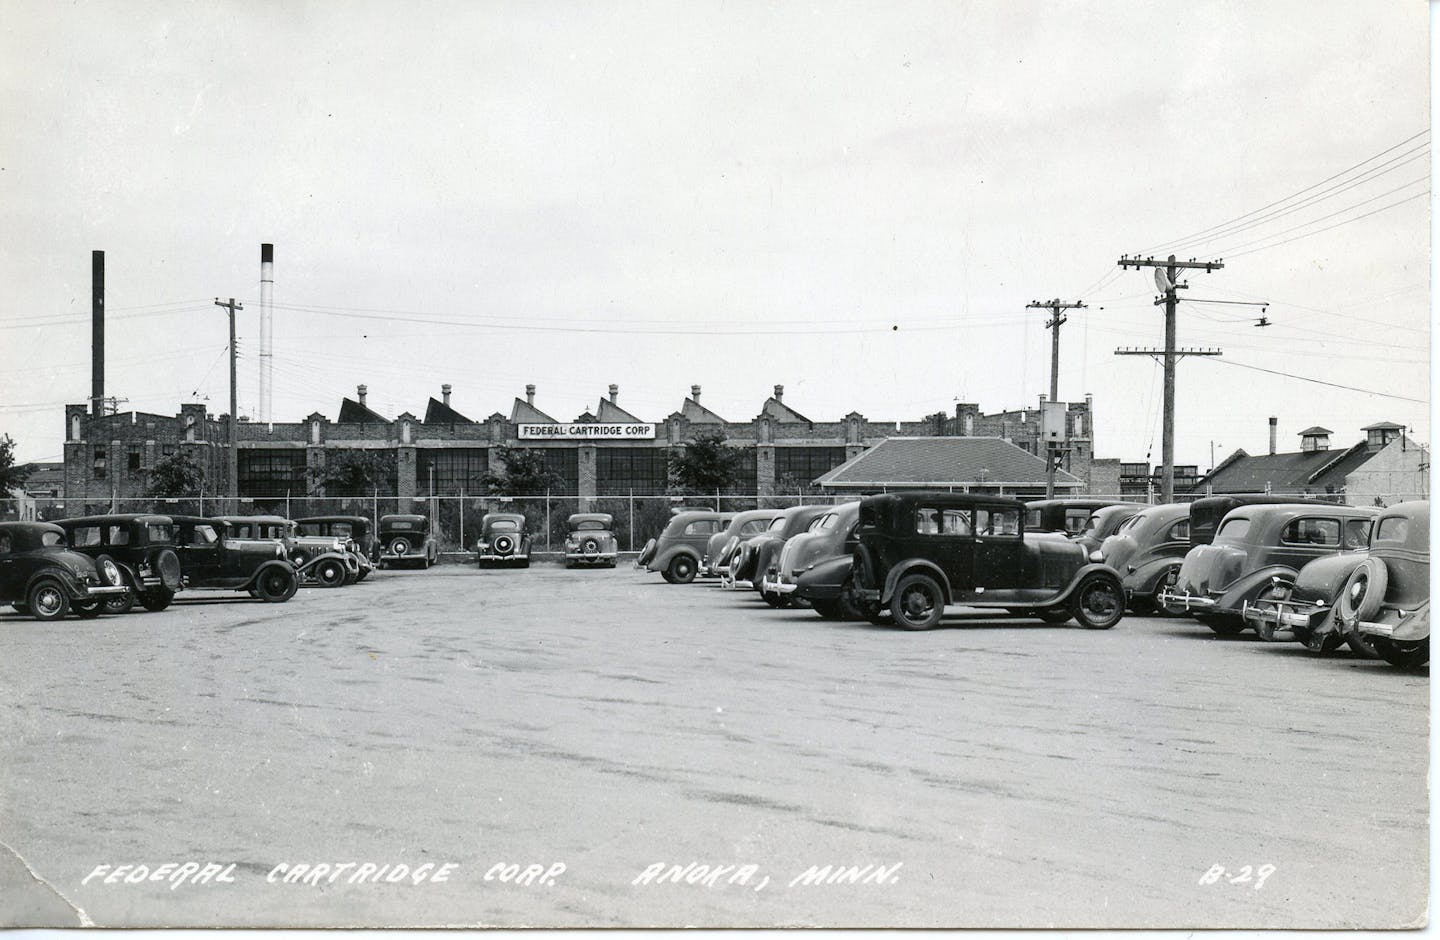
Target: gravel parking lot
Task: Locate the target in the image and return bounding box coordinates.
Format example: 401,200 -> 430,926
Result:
0,564 -> 1427,929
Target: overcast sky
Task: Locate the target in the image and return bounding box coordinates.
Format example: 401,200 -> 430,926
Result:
1,0 -> 1430,469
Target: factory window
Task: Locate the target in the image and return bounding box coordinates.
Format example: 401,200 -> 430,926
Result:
724,447 -> 758,495
237,449 -> 307,498
321,448 -> 398,497
416,448 -> 489,496
596,447 -> 670,496
128,446 -> 142,471
774,447 -> 847,491
541,448 -> 579,496
93,446 -> 107,479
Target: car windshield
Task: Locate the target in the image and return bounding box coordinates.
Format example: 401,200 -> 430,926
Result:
41,531 -> 65,547
71,526 -> 101,547
1376,516 -> 1409,545
1118,514 -> 1143,534
148,524 -> 173,543
490,520 -> 520,532
1215,517 -> 1250,541
576,520 -> 606,531
767,517 -> 787,532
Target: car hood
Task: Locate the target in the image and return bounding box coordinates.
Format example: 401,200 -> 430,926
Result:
1099,532 -> 1138,571
1175,543 -> 1247,596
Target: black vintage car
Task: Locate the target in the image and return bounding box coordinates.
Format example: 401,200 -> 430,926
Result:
168,516 -> 299,602
0,522 -> 131,621
564,513 -> 618,568
476,513 -> 531,568
750,504 -> 833,606
378,514 -> 439,569
851,492 -> 1126,631
296,516 -> 377,581
56,514 -> 184,612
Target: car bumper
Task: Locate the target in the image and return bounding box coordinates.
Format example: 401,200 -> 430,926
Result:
1241,599 -> 1327,634
77,584 -> 130,598
566,552 -> 617,562
1156,588 -> 1218,611
477,553 -> 526,562
760,574 -> 798,595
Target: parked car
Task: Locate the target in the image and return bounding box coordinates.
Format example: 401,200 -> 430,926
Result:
750,505 -> 833,606
645,510 -> 726,584
378,514 -> 439,569
220,514 -> 357,587
564,513 -> 618,568
1093,503 -> 1192,614
1025,498 -> 1136,536
56,513 -> 184,612
1159,503 -> 1374,635
850,492 -> 1125,630
0,521 -> 131,621
476,513 -> 531,567
704,509 -> 786,577
295,515 -> 376,582
1245,501 -> 1429,664
165,516 -> 299,602
727,507 -> 825,591
1070,503 -> 1148,554
1185,494 -> 1335,548
761,501 -> 861,614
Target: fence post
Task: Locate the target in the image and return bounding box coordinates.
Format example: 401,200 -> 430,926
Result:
629,491 -> 634,552
545,493 -> 551,552
459,494 -> 465,551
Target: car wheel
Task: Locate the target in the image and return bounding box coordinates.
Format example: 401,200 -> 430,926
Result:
27,580 -> 70,621
140,589 -> 175,612
255,567 -> 297,603
667,555 -> 697,585
1072,574 -> 1124,629
104,592 -> 135,615
1037,608 -> 1073,624
1249,580 -> 1293,642
761,590 -> 788,609
315,559 -> 347,588
388,537 -> 412,558
636,538 -> 657,568
1372,637 -> 1429,669
1199,614 -> 1246,636
74,599 -> 104,619
1336,558 -> 1388,624
890,573 -> 944,631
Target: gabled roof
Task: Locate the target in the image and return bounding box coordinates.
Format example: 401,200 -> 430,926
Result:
424,397 -> 474,424
596,398 -> 645,423
680,397 -> 727,424
814,437 -> 1083,488
338,397 -> 389,423
1191,442 -> 1374,494
1362,421 -> 1406,432
1298,426 -> 1333,435
761,396 -> 811,425
510,398 -> 556,423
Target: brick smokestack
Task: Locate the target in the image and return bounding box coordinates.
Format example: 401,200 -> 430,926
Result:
609,384 -> 619,404
773,384 -> 784,402
442,384 -> 452,406
91,250 -> 104,415
526,384 -> 536,406
691,385 -> 701,402
259,243 -> 274,423
357,384 -> 368,407
1269,416 -> 1277,455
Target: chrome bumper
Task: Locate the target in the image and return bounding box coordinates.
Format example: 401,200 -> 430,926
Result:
760,574 -> 797,595
1157,588 -> 1217,611
566,551 -> 617,561
477,553 -> 524,562
1241,599 -> 1324,632
83,585 -> 130,597
1356,619 -> 1396,638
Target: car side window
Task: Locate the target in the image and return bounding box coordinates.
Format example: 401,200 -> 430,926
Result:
193,525 -> 219,546
976,507 -> 1020,537
1280,518 -> 1340,547
915,508 -> 940,535
740,521 -> 768,536
1064,510 -> 1090,534
1342,519 -> 1371,549
108,525 -> 130,546
941,509 -> 973,536
72,526 -> 101,547
1025,509 -> 1042,529
684,521 -> 717,536
1167,520 -> 1190,541
0,533 -> 11,554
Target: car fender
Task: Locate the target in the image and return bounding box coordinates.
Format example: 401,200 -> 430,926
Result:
1216,565 -> 1300,613
795,554 -> 854,600
650,544 -> 701,572
25,567 -> 88,601
1388,600 -> 1431,643
881,559 -> 953,605
1051,563 -> 1125,606
295,550 -> 351,575
1125,557 -> 1183,596
244,559 -> 299,589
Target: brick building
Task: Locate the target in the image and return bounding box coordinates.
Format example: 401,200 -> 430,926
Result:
59,383 -> 1107,504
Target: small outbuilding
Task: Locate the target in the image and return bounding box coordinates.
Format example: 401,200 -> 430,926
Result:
813,436 -> 1083,498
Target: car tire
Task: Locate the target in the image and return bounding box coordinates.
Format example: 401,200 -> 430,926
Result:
314,559 -> 347,588
761,590 -> 788,609
1199,614 -> 1246,636
140,589 -> 175,612
1037,608 -> 1073,624
1372,636 -> 1429,669
636,538 -> 657,568
73,599 -> 104,619
667,554 -> 697,585
1071,574 -> 1124,629
1249,579 -> 1293,642
254,567 -> 297,603
104,592 -> 135,615
1336,558 -> 1388,625
27,579 -> 70,621
890,573 -> 944,630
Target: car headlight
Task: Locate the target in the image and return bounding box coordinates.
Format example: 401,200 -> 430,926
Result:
1089,551 -> 1104,563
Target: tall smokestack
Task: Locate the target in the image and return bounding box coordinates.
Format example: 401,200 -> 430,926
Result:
259,244 -> 274,423
442,383 -> 452,406
1268,416 -> 1277,456
91,250 -> 104,415
526,384 -> 535,406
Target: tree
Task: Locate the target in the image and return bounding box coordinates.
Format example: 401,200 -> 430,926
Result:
310,450 -> 398,497
481,447 -> 563,496
146,450 -> 207,497
668,430 -> 744,494
0,435 -> 34,496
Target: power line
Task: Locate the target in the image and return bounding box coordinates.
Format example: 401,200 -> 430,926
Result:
1202,357 -> 1428,404
1221,189 -> 1428,259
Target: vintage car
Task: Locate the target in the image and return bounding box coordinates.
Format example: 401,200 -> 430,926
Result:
56,513 -> 184,612
761,501 -> 861,611
0,521 -> 131,621
1185,494 -> 1335,548
1025,498 -> 1136,536
564,513 -> 618,568
378,514 -> 440,569
1070,503 -> 1148,554
1092,503 -> 1192,614
726,507 -> 824,591
1244,500 -> 1429,664
850,492 -> 1126,630
162,516 -> 299,602
476,512 -> 531,567
704,509 -> 786,577
644,510 -> 727,584
295,515 -> 376,582
748,505 -> 833,605
220,514 -> 358,587
1159,503 -> 1374,635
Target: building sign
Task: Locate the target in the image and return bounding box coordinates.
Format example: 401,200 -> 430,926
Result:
1041,401 -> 1068,443
518,423 -> 657,440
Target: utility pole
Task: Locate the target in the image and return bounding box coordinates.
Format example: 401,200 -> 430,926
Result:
1027,298 -> 1086,498
214,297 -> 244,502
1114,254 -> 1224,503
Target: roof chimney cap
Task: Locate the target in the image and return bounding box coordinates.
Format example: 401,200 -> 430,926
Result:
442,383 -> 452,405
608,384 -> 619,404
357,384 -> 368,405
773,384 -> 784,401
691,384 -> 701,401
525,384 -> 536,406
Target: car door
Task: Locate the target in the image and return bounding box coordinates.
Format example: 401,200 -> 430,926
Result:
972,505 -> 1026,590
1273,516 -> 1342,570
0,531 -> 18,601
914,505 -> 975,595
176,523 -> 222,582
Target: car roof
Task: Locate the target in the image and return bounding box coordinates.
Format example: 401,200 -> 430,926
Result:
567,513 -> 613,525
379,514 -> 429,523
162,515 -> 231,528
58,513 -> 175,526
0,521 -> 66,535
215,515 -> 292,525
483,512 -> 526,523
669,510 -> 724,523
861,491 -> 1027,511
1024,498 -> 1133,511
294,515 -> 370,525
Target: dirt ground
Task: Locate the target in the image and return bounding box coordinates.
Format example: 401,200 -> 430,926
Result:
0,563 -> 1427,928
